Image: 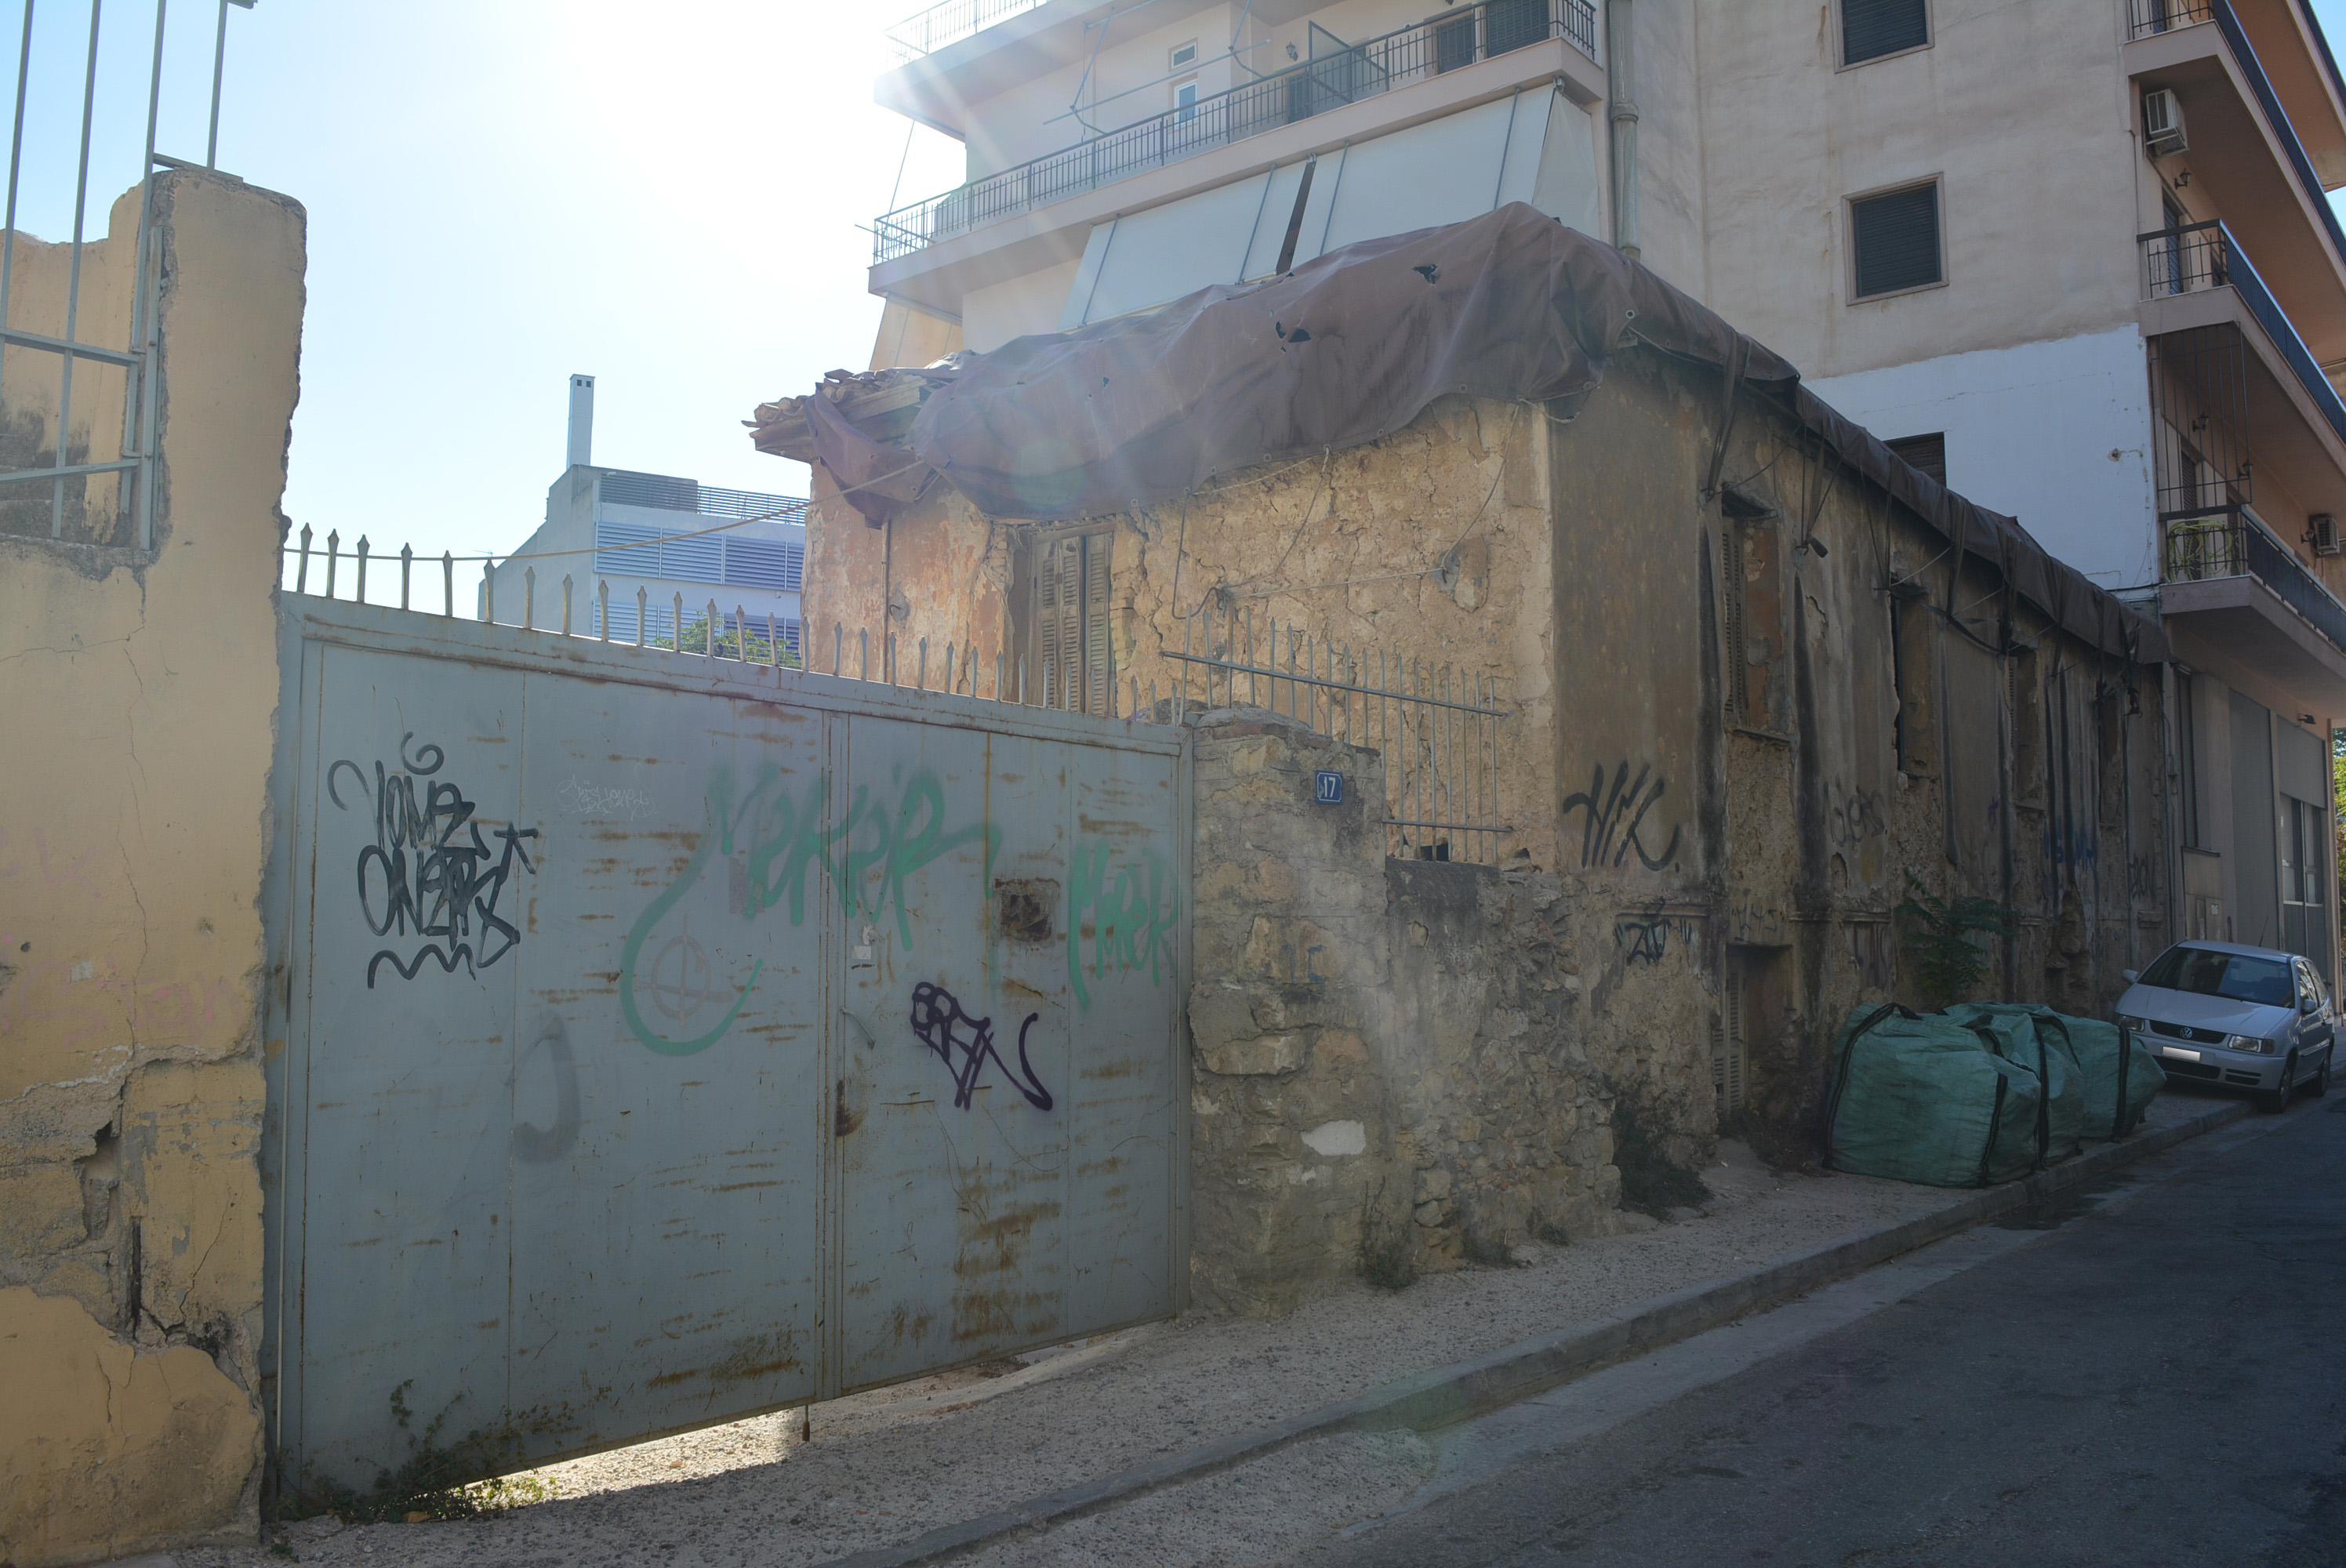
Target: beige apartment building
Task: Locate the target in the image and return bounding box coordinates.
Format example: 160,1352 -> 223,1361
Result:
863,0 -> 2346,977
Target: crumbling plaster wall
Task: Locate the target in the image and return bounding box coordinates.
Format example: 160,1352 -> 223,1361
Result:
0,169 -> 304,1566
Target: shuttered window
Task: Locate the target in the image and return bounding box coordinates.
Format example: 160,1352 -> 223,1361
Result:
1842,0 -> 1929,64
1030,533 -> 1114,713
1885,432 -> 1946,483
1851,182 -> 1941,298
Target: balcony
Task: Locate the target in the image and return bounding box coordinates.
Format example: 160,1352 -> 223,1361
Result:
884,0 -> 1049,61
2140,222 -> 2346,451
873,0 -> 1598,265
2125,0 -> 2346,369
2162,512 -> 2346,702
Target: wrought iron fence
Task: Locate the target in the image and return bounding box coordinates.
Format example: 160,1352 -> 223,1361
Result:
2139,220 -> 2346,452
0,0 -> 253,551
873,0 -> 1598,263
1166,602 -> 1513,864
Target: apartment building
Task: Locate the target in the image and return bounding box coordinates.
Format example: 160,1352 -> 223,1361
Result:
862,0 -> 2346,981
486,376 -> 808,652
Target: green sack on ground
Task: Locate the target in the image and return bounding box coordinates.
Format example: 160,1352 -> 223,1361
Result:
1943,1004 -> 2086,1163
1825,1004 -> 2046,1188
2043,1013 -> 2164,1138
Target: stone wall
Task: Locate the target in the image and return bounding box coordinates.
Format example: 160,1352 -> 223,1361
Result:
0,170 -> 305,1565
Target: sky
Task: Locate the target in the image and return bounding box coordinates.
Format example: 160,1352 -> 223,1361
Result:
9,1 -> 2346,598
2,0 -> 966,592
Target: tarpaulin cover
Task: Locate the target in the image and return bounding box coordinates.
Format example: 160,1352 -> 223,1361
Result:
1825,1004 -> 2046,1188
878,202 -> 2162,662
1945,1004 -> 2086,1164
1962,1006 -> 2163,1140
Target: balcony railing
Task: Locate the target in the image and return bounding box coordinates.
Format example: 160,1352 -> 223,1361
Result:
884,0 -> 1048,61
2139,221 -> 2346,450
873,0 -> 1598,265
2166,511 -> 2346,655
2125,0 -> 2346,275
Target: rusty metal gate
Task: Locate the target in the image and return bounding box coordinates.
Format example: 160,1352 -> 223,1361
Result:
260,601 -> 1188,1493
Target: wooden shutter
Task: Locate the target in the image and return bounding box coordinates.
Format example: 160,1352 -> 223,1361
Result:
1721,527 -> 1749,719
1842,0 -> 1928,64
1852,183 -> 1941,298
1033,534 -> 1113,713
1714,965 -> 1747,1119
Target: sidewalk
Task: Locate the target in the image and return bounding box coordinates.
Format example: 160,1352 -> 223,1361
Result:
166,1089 -> 2242,1568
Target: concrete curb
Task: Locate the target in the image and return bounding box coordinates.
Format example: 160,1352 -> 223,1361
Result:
825,1100 -> 2253,1568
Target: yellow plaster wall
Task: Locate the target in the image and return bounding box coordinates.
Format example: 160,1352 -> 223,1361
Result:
0,169 -> 305,1566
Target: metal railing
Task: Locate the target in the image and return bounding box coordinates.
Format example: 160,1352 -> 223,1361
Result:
1,0 -> 253,551
1167,602 -> 1513,864
873,0 -> 1596,264
2126,0 -> 2216,37
884,0 -> 1049,60
2126,0 -> 2346,280
2166,511 -> 2346,657
2140,221 -> 2346,451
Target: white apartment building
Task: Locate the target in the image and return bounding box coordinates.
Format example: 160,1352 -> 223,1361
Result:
863,0 -> 2346,975
488,376 -> 808,652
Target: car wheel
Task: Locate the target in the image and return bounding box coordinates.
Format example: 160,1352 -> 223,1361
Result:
2257,1054 -> 2297,1114
2308,1050 -> 2333,1099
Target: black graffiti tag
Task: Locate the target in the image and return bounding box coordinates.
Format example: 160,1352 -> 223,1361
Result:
1563,761 -> 1682,871
330,732 -> 538,988
907,981 -> 1052,1112
1615,916 -> 1672,966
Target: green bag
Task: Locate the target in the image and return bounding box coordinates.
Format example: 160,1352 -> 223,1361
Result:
2046,1013 -> 2164,1138
1943,1004 -> 2086,1164
1825,1004 -> 2046,1188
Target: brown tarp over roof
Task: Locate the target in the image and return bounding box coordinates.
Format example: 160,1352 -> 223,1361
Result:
768,202 -> 2162,663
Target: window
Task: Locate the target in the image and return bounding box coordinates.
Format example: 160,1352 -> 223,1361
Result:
1890,589 -> 1935,774
1850,181 -> 1942,298
1842,0 -> 1929,65
1720,499 -> 1784,730
2177,671 -> 2201,848
1017,532 -> 1115,713
1434,9 -> 1477,71
1174,78 -> 1199,121
1169,38 -> 1197,70
1885,432 -> 1946,485
2009,647 -> 2043,804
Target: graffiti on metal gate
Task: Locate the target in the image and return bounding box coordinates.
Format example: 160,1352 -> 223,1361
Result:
908,980 -> 1052,1112
1066,840 -> 1180,1009
329,733 -> 539,989
622,764 -> 1000,1056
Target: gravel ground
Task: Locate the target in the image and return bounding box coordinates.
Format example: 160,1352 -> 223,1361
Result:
163,1093 -> 2217,1568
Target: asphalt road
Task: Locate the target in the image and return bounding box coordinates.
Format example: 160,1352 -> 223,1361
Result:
1291,1097 -> 2346,1568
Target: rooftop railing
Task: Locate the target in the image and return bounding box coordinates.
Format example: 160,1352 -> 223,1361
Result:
2138,220 -> 2346,450
873,0 -> 1597,265
884,0 -> 1049,61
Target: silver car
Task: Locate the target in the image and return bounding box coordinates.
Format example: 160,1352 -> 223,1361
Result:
2117,941 -> 2337,1112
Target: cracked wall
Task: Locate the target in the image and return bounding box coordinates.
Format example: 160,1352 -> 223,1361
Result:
0,169 -> 305,1566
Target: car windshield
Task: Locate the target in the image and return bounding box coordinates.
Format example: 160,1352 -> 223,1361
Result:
2137,946 -> 2296,1007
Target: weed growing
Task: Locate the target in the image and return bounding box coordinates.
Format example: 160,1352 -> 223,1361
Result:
276,1381 -> 567,1525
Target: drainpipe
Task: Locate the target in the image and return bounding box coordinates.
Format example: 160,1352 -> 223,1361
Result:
1606,0 -> 1640,260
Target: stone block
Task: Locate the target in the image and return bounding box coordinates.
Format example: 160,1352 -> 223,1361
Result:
1199,1031 -> 1308,1077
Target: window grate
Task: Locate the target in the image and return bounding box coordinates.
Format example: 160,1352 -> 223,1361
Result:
1852,183 -> 1942,298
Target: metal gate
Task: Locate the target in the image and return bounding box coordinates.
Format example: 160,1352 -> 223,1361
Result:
260,601 -> 1189,1493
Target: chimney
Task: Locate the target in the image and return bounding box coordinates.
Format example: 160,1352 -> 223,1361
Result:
567,374 -> 595,470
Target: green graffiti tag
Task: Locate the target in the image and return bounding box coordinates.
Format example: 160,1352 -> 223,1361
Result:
1066,840 -> 1180,1010
622,764 -> 1000,1055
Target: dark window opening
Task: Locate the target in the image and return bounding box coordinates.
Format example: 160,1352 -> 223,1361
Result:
1851,182 -> 1942,298
1843,0 -> 1930,64
1885,432 -> 1946,485
2177,671 -> 2201,848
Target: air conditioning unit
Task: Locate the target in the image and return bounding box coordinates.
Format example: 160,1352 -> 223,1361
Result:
2310,514 -> 2341,556
2144,89 -> 2188,158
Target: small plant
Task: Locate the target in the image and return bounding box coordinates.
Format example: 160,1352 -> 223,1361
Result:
1356,1180 -> 1418,1291
1534,1221 -> 1572,1247
651,613 -> 803,667
1611,1097 -> 1711,1218
276,1381 -> 566,1525
1895,869 -> 2016,1004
